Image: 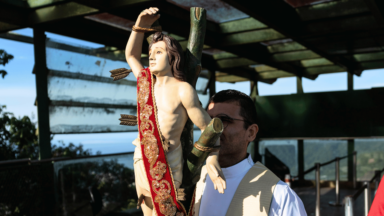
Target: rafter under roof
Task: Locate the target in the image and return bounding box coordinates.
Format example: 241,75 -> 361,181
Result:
0,0 -> 383,84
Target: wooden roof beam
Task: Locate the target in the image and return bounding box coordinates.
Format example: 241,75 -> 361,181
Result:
100,1 -> 307,78
216,74 -> 277,84
0,21 -> 21,33
217,43 -> 311,78
0,3 -> 26,31
203,54 -> 292,83
297,0 -> 369,21
220,28 -> 285,46
0,1 -> 99,26
305,65 -> 345,76
273,50 -> 320,62
219,17 -> 267,34
257,70 -> 295,79
360,60 -> 384,70
301,58 -> 333,67
0,0 -> 154,33
202,54 -> 259,82
267,41 -> 306,53
363,0 -> 384,27
353,51 -> 384,62
215,57 -> 257,69
221,0 -> 361,75
96,1 -> 306,78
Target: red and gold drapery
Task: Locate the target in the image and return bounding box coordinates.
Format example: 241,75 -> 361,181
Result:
137,68 -> 193,216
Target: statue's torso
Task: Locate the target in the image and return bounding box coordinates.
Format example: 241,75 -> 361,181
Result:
154,80 -> 188,153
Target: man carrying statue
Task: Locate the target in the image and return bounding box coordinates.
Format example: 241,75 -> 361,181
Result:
195,90 -> 307,216
121,6 -> 307,216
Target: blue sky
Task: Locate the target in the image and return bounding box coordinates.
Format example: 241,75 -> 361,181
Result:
1,28 -> 383,154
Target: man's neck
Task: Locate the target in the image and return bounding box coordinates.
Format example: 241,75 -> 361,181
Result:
219,153 -> 248,168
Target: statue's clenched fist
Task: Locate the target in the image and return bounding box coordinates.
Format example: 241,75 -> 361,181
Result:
135,7 -> 160,28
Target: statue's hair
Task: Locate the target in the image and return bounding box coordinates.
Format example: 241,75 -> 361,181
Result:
149,32 -> 186,81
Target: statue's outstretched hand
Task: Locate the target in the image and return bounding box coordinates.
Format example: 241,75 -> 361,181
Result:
206,152 -> 226,194
136,7 -> 160,28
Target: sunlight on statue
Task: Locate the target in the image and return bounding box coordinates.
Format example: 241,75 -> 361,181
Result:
124,7 -> 226,216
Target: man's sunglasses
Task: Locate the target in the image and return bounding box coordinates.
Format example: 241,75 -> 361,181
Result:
213,114 -> 253,129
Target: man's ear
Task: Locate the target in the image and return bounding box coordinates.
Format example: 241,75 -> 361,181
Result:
246,124 -> 259,143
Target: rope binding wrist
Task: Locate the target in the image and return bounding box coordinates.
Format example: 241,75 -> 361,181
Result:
132,25 -> 162,33
194,142 -> 221,152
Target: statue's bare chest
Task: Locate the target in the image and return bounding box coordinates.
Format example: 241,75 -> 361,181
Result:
154,85 -> 184,116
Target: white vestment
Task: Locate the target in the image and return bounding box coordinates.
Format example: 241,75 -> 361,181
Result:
198,155 -> 307,216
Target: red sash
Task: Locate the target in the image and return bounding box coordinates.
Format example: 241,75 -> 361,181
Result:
137,68 -> 189,216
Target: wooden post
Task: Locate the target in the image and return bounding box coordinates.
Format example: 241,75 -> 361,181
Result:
209,70 -> 216,98
298,139 -> 304,181
250,80 -> 261,162
250,80 -> 259,101
348,72 -> 354,91
348,139 -> 355,182
33,28 -> 51,159
296,75 -> 304,180
180,8 -> 207,186
253,139 -> 262,163
297,76 -> 304,94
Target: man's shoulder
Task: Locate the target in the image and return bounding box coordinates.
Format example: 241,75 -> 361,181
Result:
250,162 -> 281,181
273,180 -> 290,195
269,180 -> 307,216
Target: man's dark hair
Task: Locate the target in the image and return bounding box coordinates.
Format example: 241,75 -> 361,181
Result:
149,32 -> 186,81
208,89 -> 257,129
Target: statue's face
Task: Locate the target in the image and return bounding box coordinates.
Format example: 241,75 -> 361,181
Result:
149,41 -> 171,76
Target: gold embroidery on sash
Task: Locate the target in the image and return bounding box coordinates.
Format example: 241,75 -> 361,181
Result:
138,69 -> 179,216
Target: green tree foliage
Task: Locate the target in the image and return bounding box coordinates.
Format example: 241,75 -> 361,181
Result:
0,106 -> 137,215
0,50 -> 14,79
0,105 -> 38,160
0,105 -> 92,160
52,141 -> 94,158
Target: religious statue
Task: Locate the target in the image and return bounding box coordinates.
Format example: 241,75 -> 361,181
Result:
110,7 -> 226,216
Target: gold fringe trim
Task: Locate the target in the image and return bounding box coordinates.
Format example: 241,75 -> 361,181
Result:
161,135 -> 171,153
176,188 -> 186,201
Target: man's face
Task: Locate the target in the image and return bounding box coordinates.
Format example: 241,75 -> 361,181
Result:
149,41 -> 171,76
207,102 -> 249,159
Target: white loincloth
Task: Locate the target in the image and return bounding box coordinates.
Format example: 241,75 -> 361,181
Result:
133,134 -> 184,197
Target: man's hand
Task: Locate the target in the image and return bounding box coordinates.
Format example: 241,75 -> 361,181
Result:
206,152 -> 226,194
135,7 -> 160,28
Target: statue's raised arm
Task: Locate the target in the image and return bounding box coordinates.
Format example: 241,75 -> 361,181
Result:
125,7 -> 160,78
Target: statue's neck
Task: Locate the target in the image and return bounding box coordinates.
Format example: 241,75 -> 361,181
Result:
154,71 -> 174,87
